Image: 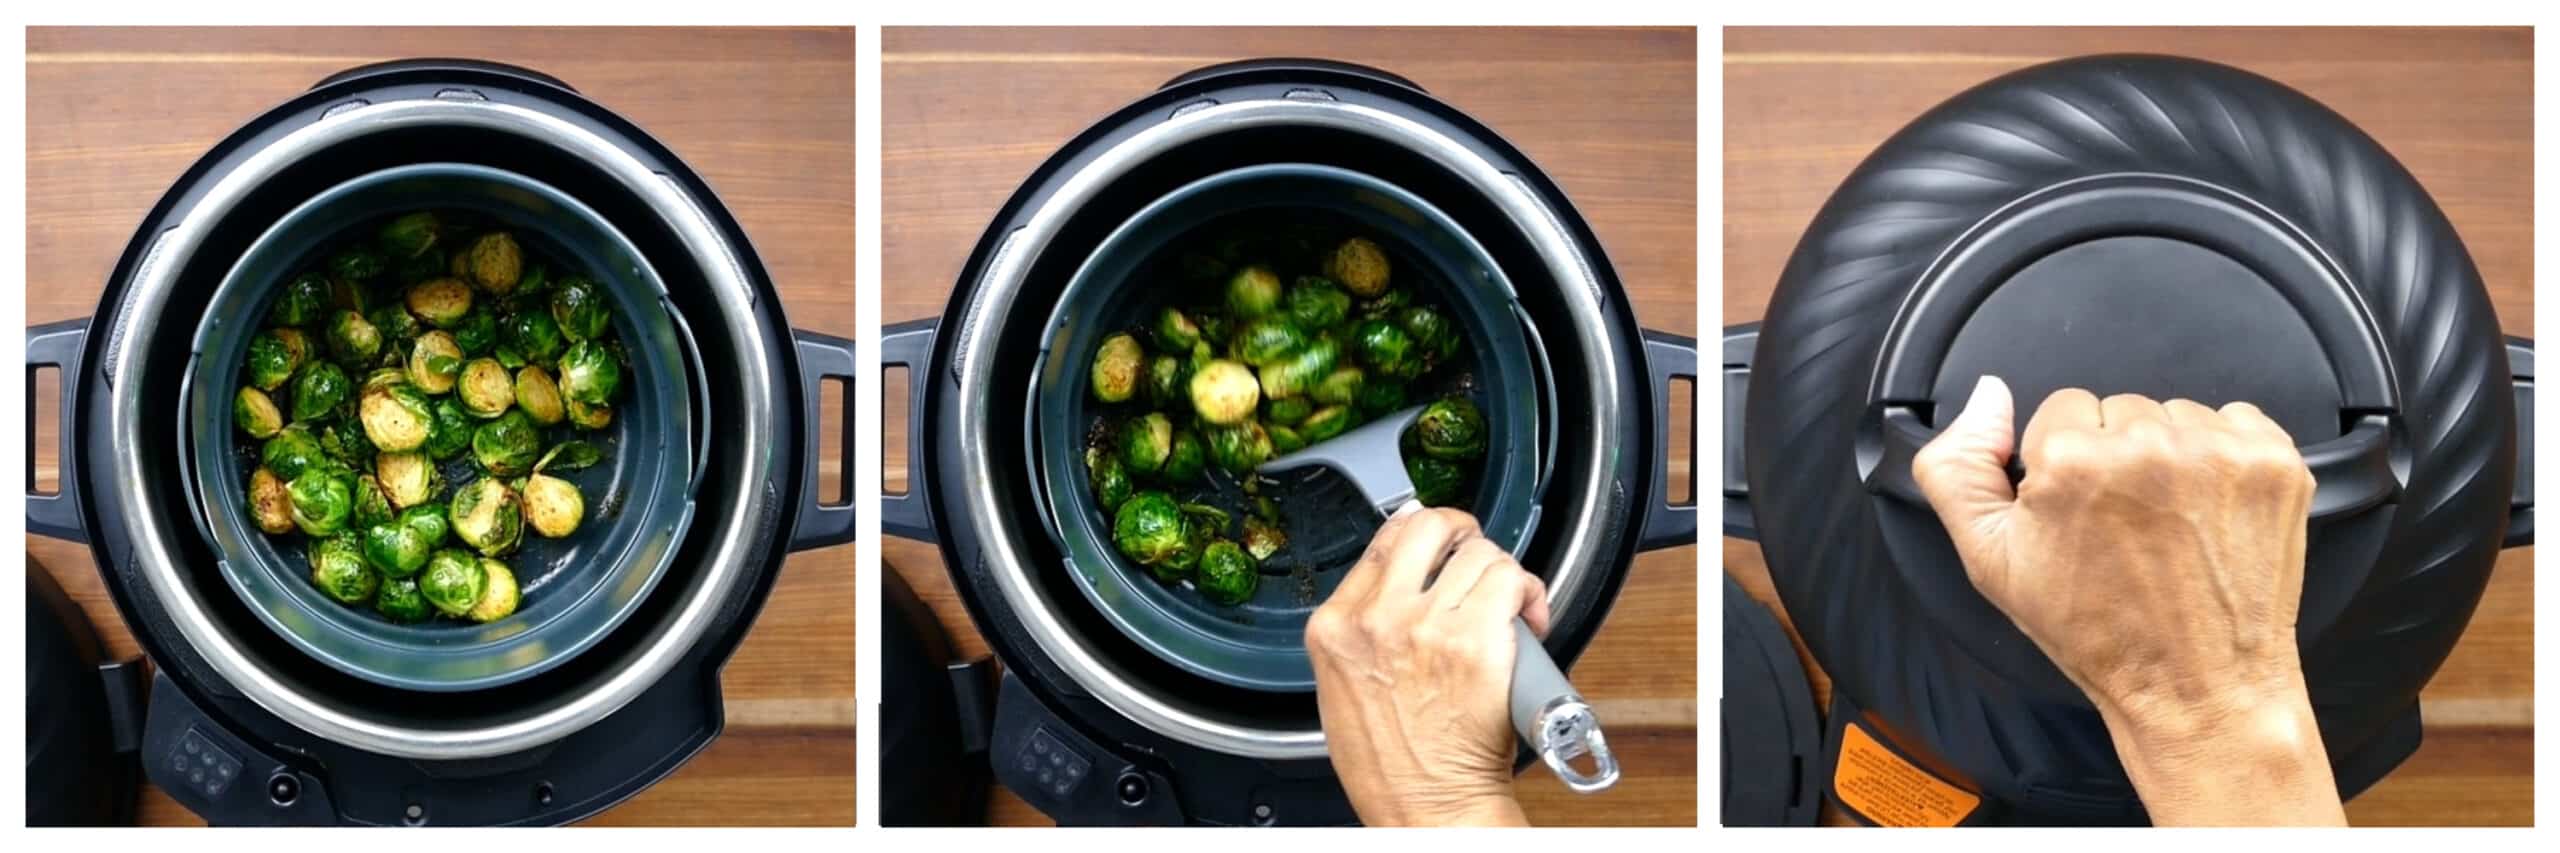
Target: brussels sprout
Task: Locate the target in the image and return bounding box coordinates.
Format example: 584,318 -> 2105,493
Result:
514,365 -> 567,426
351,474 -> 395,531
1235,318 -> 1306,367
408,330 -> 464,394
235,387 -> 284,438
1258,338 -> 1339,400
423,397 -> 475,460
1143,355 -> 1188,409
379,211 -> 442,258
362,367 -> 409,392
374,451 -> 436,509
566,398 -> 614,431
492,345 -> 527,371
289,361 -> 351,422
1264,396 -> 1314,426
1090,333 -> 1143,404
558,340 -> 621,405
363,522 -> 432,579
1111,491 -> 1187,570
468,558 -> 520,623
1359,287 -> 1411,321
551,278 -> 611,342
420,548 -> 486,617
248,467 -> 296,534
1086,447 -> 1135,511
326,309 -> 383,364
1326,237 -> 1392,298
1225,265 -> 1284,319
245,329 -> 305,391
369,302 -> 422,345
358,381 -> 434,452
406,278 -> 475,328
502,310 -> 565,363
394,248 -> 448,285
1268,424 -> 1306,454
450,309 -> 498,355
1285,277 -> 1352,331
1162,429 -> 1206,483
1188,359 -> 1261,426
270,273 -> 331,327
330,246 -> 387,283
1165,503 -> 1227,576
1312,366 -> 1364,407
308,534 -> 377,605
1205,421 -> 1274,474
462,232 -> 524,295
1119,412 -> 1174,477
1300,405 -> 1354,443
1151,307 -> 1203,353
374,577 -> 430,623
522,470 -> 583,538
399,504 -> 450,548
287,470 -> 353,537
1414,397 -> 1488,460
1409,456 -> 1468,507
262,426 -> 328,479
1242,517 -> 1288,562
1195,540 -> 1259,605
473,411 -> 543,477
1398,306 -> 1461,365
1354,318 -> 1417,375
449,478 -> 523,556
457,358 -> 516,417
514,263 -> 553,301
1356,378 -> 1409,416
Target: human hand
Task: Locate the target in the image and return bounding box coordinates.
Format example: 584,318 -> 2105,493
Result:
1911,377 -> 2344,826
1306,508 -> 1549,827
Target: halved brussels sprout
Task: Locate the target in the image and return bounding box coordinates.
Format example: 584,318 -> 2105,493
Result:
1242,516 -> 1288,562
287,469 -> 353,537
1258,338 -> 1338,400
369,302 -> 422,346
515,365 -> 567,426
1312,366 -> 1364,407
1268,424 -> 1306,455
327,309 -> 383,364
262,426 -> 328,480
1162,429 -> 1206,483
351,474 -> 394,530
289,361 -> 351,422
1187,360 -> 1260,426
546,279 -> 608,343
323,417 -> 378,469
449,477 -> 523,556
473,410 -> 543,477
463,232 -> 523,295
379,211 -> 441,258
248,467 -> 296,534
308,534 -> 378,605
457,358 -> 516,417
1325,237 -> 1391,298
1413,397 -> 1487,460
375,451 -> 437,509
399,504 -> 450,548
424,397 -> 475,460
522,470 -> 584,539
502,310 -> 566,363
245,329 -> 305,391
363,522 -> 432,579
406,278 -> 474,328
558,340 -> 621,405
270,273 -> 331,327
1111,491 -> 1186,569
1353,319 -> 1416,378
1152,307 -> 1203,353
408,331 -> 464,394
420,548 -> 486,617
1205,421 -> 1274,474
1398,305 -> 1461,365
374,577 -> 430,623
1235,318 -> 1306,367
1408,455 -> 1468,507
1144,355 -> 1188,409
1300,405 -> 1354,443
566,398 -> 614,430
331,246 -> 388,282
1285,276 -> 1352,331
1163,503 -> 1226,576
1087,447 -> 1135,511
450,309 -> 498,356
1196,540 -> 1259,605
235,387 -> 284,438
358,380 -> 435,452
468,558 -> 520,623
1090,333 -> 1143,404
1225,265 -> 1283,318
1119,412 -> 1174,477
1265,396 -> 1314,427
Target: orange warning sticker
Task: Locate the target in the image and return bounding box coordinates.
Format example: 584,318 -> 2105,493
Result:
1834,722 -> 1982,827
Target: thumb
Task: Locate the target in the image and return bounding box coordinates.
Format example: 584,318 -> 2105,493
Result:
1912,376 -> 2019,564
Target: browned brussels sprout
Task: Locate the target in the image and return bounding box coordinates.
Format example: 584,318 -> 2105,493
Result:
248,467 -> 296,534
1090,333 -> 1143,404
462,232 -> 523,295
407,278 -> 475,328
235,387 -> 284,438
1325,237 -> 1391,298
1188,359 -> 1260,426
468,558 -> 520,622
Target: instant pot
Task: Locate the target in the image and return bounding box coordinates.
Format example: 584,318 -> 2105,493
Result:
1721,55 -> 2534,825
23,59 -> 856,825
883,58 -> 1697,826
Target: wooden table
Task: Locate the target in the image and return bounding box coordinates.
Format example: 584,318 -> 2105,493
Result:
1723,26 -> 2533,826
24,27 -> 859,826
883,26 -> 1699,827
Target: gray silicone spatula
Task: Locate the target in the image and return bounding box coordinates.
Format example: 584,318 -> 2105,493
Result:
1261,405 -> 1619,794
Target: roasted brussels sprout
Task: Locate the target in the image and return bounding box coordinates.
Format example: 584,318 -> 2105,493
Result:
408,330 -> 464,394
502,310 -> 565,363
325,309 -> 383,364
351,474 -> 394,530
358,380 -> 434,452
287,469 -> 353,537
1268,423 -> 1307,454
309,534 -> 378,605
331,246 -> 388,282
1086,448 -> 1135,511
379,211 -> 442,258
423,397 -> 475,460
406,278 -> 474,328
1163,503 -> 1226,576
1285,277 -> 1352,331
363,521 -> 432,579
515,365 -> 567,426
1312,366 -> 1364,407
1090,333 -> 1143,404
262,426 -> 328,479
1195,540 -> 1259,605
362,367 -> 409,392
1188,359 -> 1261,425
1353,319 -> 1416,378
245,329 -> 305,391
369,302 -> 422,345
1120,412 -> 1174,476
449,478 -> 523,556
375,451 -> 437,509
289,361 -> 351,422
1162,429 -> 1206,483
1258,338 -> 1338,400
1143,355 -> 1188,409
1326,237 -> 1392,298
1300,405 -> 1354,443
558,340 -> 621,405
1205,421 -> 1274,474
248,467 -> 296,534
420,549 -> 486,617
1413,397 -> 1487,460
1235,317 -> 1306,367
473,411 -> 543,477
1225,265 -> 1283,318
394,248 -> 448,285
1355,377 -> 1408,416
1111,491 -> 1186,569
468,558 -> 520,623
1242,516 -> 1288,561
551,278 -> 611,341
565,398 -> 614,430
270,273 -> 331,327
462,232 -> 523,295
1408,455 -> 1468,507
1152,307 -> 1203,353
399,504 -> 450,548
1398,305 -> 1461,365
457,358 -> 516,417
374,577 -> 430,623
235,387 -> 284,438
450,309 -> 498,356
1264,396 -> 1314,427
523,468 -> 584,539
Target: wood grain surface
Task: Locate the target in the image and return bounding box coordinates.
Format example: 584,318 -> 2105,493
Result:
23,26 -> 858,826
1722,26 -> 2532,827
882,26 -> 1698,827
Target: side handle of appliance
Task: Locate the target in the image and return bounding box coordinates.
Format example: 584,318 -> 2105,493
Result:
28,318 -> 89,544
881,318 -> 939,542
789,329 -> 858,551
1722,323 -> 1760,542
1637,329 -> 1699,550
2506,336 -> 2533,548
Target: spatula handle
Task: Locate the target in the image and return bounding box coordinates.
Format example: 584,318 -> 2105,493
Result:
1510,621 -> 1619,793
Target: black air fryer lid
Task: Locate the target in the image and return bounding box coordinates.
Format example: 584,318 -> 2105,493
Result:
1730,54 -> 2532,824
1720,575 -> 1820,827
